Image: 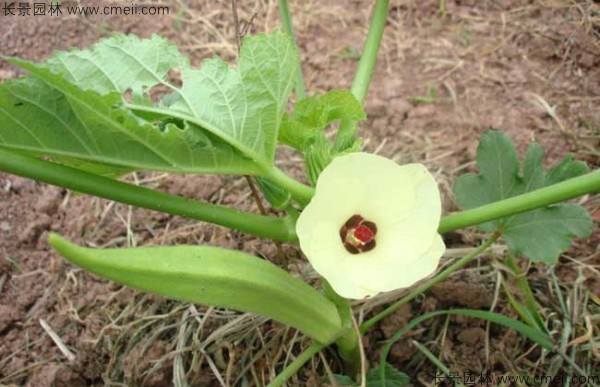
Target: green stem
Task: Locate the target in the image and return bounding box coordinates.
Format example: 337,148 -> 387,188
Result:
269,283 -> 363,386
335,0 -> 389,149
438,171 -> 600,234
350,0 -> 389,104
360,230 -> 502,333
323,281 -> 361,378
267,342 -> 325,387
264,166 -> 314,206
278,0 -> 307,100
0,148 -> 297,243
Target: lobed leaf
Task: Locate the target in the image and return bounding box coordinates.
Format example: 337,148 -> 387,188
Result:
0,70 -> 257,175
1,31 -> 299,175
454,130 -> 592,264
166,31 -> 297,165
45,34 -> 188,100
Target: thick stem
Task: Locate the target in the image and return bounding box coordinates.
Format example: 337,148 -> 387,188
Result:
278,0 -> 307,100
360,230 -> 503,333
323,281 -> 362,378
335,0 -> 389,149
350,0 -> 389,104
438,171 -> 600,234
0,148 -> 298,243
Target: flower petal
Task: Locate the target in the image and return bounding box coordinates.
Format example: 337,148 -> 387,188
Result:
341,241 -> 419,298
399,234 -> 446,285
299,221 -> 348,288
331,153 -> 417,225
296,152 -> 445,300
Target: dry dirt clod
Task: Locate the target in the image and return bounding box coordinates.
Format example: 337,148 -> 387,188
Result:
366,98 -> 389,118
431,281 -> 494,309
457,327 -> 486,346
19,214 -> 52,245
25,364 -> 86,387
35,187 -> 63,215
0,304 -> 22,332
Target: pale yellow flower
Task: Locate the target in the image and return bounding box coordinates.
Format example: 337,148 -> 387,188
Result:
297,153 -> 445,299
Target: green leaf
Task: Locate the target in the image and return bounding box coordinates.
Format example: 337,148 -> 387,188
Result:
297,95 -> 364,185
0,73 -> 257,175
545,154 -> 589,186
45,34 -> 188,100
50,156 -> 134,179
3,31 -> 298,174
366,363 -> 409,387
48,233 -> 342,344
454,130 -> 592,264
304,135 -> 334,185
164,31 -> 297,166
279,90 -> 365,151
503,204 -> 591,263
330,374 -> 357,386
331,364 -> 409,387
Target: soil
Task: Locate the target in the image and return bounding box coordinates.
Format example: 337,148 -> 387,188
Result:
1,1 -> 599,386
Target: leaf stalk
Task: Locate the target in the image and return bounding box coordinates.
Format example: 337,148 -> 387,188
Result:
439,170 -> 600,234
0,148 -> 298,242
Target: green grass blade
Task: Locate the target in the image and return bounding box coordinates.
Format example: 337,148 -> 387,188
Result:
379,309 -> 553,386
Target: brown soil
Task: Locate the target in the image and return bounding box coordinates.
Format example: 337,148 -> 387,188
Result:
1,1 -> 599,386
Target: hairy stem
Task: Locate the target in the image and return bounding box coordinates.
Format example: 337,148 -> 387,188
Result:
360,230 -> 503,333
0,148 -> 298,243
335,0 -> 389,149
438,170 -> 600,234
278,0 -> 307,100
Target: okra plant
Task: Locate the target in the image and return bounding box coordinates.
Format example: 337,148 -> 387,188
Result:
0,0 -> 598,385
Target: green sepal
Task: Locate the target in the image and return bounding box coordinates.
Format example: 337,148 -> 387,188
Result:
255,177 -> 292,210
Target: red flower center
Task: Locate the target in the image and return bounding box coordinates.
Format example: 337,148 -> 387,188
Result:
354,225 -> 374,244
339,214 -> 377,254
